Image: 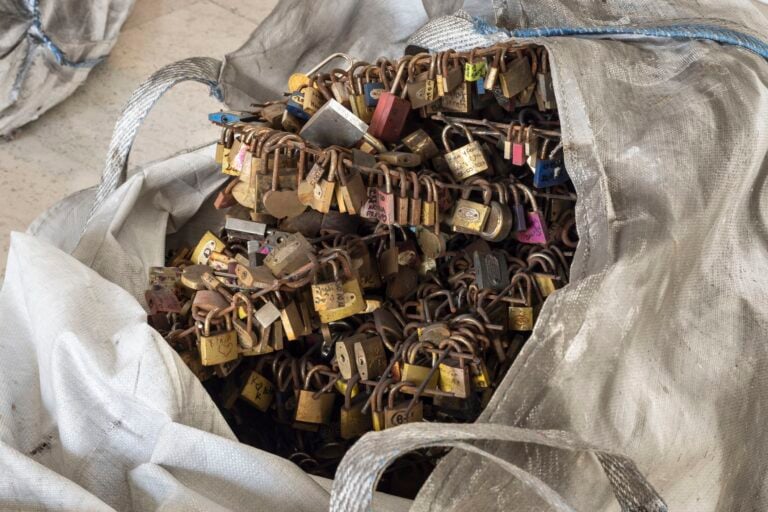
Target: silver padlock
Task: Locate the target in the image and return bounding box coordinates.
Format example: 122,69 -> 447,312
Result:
300,99 -> 386,151
225,218 -> 268,240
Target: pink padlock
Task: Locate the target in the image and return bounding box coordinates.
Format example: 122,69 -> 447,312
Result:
360,164 -> 395,224
514,183 -> 548,245
232,144 -> 249,172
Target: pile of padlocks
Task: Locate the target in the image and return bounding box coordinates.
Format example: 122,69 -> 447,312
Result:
145,43 -> 576,495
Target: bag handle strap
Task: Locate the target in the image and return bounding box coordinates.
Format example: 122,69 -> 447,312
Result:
88,57 -> 223,224
330,423 -> 667,512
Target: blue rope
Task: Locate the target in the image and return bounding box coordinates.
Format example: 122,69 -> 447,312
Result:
475,20 -> 768,60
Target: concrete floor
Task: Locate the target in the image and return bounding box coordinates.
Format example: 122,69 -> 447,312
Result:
0,1 -> 766,279
0,0 -> 278,278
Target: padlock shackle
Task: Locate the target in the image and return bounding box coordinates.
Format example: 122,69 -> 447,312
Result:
511,272 -> 534,306
304,364 -> 332,391
374,162 -> 393,193
232,292 -> 253,332
527,252 -> 557,273
305,52 -> 356,76
515,182 -> 539,212
371,377 -> 394,414
387,380 -> 416,409
347,61 -> 370,93
343,373 -> 361,409
389,57 -> 410,95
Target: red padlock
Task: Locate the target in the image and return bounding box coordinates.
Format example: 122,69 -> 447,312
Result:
368,58 -> 411,143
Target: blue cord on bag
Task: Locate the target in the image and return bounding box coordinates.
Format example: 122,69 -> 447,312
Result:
24,0 -> 105,68
472,16 -> 768,60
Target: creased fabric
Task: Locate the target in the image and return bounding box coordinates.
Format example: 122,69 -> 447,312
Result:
6,0 -> 768,510
0,0 -> 135,137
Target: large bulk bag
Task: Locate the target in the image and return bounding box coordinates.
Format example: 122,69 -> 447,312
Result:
4,1 -> 768,510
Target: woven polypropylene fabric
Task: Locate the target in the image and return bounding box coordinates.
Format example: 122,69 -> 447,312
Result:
9,0 -> 768,510
407,12 -> 768,512
330,423 -> 667,512
0,0 -> 134,137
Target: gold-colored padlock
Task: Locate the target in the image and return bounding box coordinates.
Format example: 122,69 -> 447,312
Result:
241,369 -> 275,412
442,123 -> 489,181
509,273 -> 536,331
295,365 -> 336,425
198,308 -> 239,366
384,381 -> 423,429
339,375 -> 371,439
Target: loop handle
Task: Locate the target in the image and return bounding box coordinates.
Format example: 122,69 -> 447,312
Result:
89,57 -> 223,225
330,422 -> 667,512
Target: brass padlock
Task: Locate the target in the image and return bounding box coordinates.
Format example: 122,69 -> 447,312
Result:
437,51 -> 464,96
310,150 -> 338,214
190,231 -> 226,265
337,159 -> 368,215
419,174 -> 437,227
400,342 -> 439,389
508,273 -> 536,331
395,169 -> 411,225
335,335 -> 362,380
349,240 -> 382,290
442,123 -> 489,181
264,232 -> 314,277
369,378 -> 391,431
301,75 -> 326,115
180,265 -> 210,291
275,291 -> 305,341
377,226 -> 400,280
402,129 -> 439,160
438,78 -> 472,113
295,365 -> 336,424
405,54 -> 437,110
198,308 -> 239,366
231,292 -> 260,350
451,180 -> 492,235
348,61 -> 373,123
529,253 -> 561,298
329,69 -> 351,107
339,374 -> 371,439
384,381 -> 423,429
311,260 -> 346,313
317,254 -> 366,323
480,182 -> 515,242
354,335 -> 387,380
437,340 -> 472,399
240,360 -> 275,412
484,47 -> 501,90
235,264 -> 276,289
407,171 -> 423,227
262,140 -> 307,219
499,48 -> 534,99
215,127 -> 233,164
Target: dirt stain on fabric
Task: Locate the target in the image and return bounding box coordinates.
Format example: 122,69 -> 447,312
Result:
29,434 -> 54,456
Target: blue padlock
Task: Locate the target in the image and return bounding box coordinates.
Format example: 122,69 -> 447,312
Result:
286,90 -> 311,121
476,77 -> 486,95
363,81 -> 385,107
533,158 -> 569,188
208,111 -> 242,124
